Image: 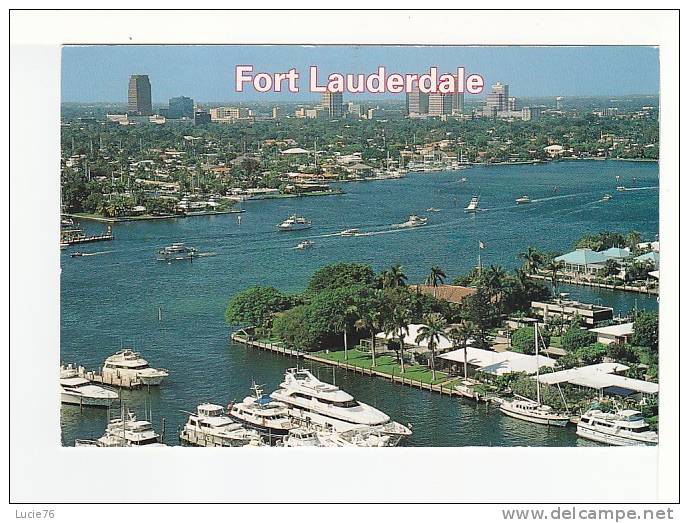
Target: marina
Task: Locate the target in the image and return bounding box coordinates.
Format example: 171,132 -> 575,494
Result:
61,161 -> 659,447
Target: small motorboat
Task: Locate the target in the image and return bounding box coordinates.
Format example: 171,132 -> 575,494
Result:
71,252 -> 84,258
397,215 -> 428,228
464,196 -> 480,213
340,228 -> 361,236
616,186 -> 627,192
515,195 -> 532,204
426,207 -> 441,212
296,240 -> 314,250
602,194 -> 612,202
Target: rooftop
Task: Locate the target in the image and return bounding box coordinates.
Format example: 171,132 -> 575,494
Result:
414,284 -> 477,304
589,322 -> 635,337
555,248 -> 608,266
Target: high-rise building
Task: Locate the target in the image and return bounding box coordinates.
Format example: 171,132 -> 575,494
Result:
168,96 -> 194,119
452,92 -> 465,114
272,106 -> 280,119
484,82 -> 509,116
556,96 -> 564,110
193,110 -> 211,126
128,75 -> 152,116
320,92 -> 343,117
428,93 -> 453,116
507,97 -> 517,112
406,90 -> 430,116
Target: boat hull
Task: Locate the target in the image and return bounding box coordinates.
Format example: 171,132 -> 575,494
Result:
228,415 -> 291,443
60,391 -> 115,408
576,425 -> 657,446
499,405 -> 569,427
180,428 -> 253,447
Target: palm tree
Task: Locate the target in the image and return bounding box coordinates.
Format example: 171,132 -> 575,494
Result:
425,266 -> 446,297
415,313 -> 448,381
483,265 -> 507,299
518,246 -> 544,275
355,308 -> 383,367
389,305 -> 412,373
544,260 -> 565,293
387,264 -> 408,288
447,320 -> 476,379
340,303 -> 359,361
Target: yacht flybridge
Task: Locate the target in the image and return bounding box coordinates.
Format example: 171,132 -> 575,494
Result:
499,325 -> 570,427
102,349 -> 169,386
269,368 -> 412,444
60,364 -> 118,407
576,408 -> 658,446
180,403 -> 263,447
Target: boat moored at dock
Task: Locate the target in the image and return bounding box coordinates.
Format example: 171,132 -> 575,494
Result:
180,403 -> 263,447
576,409 -> 658,446
269,368 -> 412,445
75,409 -> 166,447
101,349 -> 169,386
60,364 -> 118,408
228,383 -> 297,442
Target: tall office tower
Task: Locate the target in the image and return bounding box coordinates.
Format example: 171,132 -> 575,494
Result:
320,92 -> 344,117
507,97 -> 517,111
453,92 -> 465,114
428,93 -> 454,116
406,90 -> 430,116
128,75 -> 153,116
168,96 -> 194,119
484,82 -> 509,115
556,96 -> 564,110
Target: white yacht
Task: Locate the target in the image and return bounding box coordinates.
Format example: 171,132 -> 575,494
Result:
464,195 -> 480,213
576,409 -> 658,446
269,368 -> 412,444
277,214 -> 312,231
316,426 -> 393,447
156,243 -> 198,261
340,228 -> 361,236
499,325 -> 570,427
102,349 -> 169,386
228,383 -> 297,443
180,403 -> 263,447
279,426 -> 322,447
515,195 -> 532,204
397,215 -> 428,228
60,364 -> 119,408
76,410 -> 166,447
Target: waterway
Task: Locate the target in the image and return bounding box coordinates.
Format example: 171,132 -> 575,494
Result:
61,159 -> 659,447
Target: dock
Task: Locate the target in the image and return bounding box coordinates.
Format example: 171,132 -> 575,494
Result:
528,274 -> 658,295
231,332 -> 493,401
78,368 -> 146,389
61,232 -> 114,246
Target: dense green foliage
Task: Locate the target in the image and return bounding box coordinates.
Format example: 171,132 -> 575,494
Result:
224,286 -> 293,329
510,326 -> 551,355
630,311 -> 659,351
561,327 -> 598,353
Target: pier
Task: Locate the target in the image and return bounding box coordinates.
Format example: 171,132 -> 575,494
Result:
528,274 -> 658,295
61,232 -> 114,245
77,367 -> 146,389
231,331 -> 493,401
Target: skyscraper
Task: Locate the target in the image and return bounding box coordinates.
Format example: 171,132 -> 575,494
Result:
452,92 -> 465,114
320,92 -> 343,118
128,75 -> 152,116
428,93 -> 453,116
406,90 -> 429,116
484,82 -> 509,116
168,96 -> 194,119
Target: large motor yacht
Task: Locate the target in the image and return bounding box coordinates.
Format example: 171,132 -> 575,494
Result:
101,349 -> 169,386
180,403 -> 263,447
277,214 -> 312,231
576,408 -> 658,446
228,383 -> 297,443
75,410 -> 166,447
156,243 -> 198,261
60,364 -> 118,408
269,368 -> 412,444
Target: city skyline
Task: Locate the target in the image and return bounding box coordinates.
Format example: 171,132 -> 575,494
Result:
61,45 -> 659,103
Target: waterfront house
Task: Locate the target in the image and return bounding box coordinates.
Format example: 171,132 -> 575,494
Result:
554,248 -> 608,274
413,284 -> 477,304
588,322 -> 635,345
530,298 -> 614,327
535,362 -> 657,399
439,347 -> 557,376
634,251 -> 660,270
600,246 -> 633,261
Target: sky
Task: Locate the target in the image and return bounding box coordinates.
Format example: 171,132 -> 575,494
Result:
61,45 -> 659,103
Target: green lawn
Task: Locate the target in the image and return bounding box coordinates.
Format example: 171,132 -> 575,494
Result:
313,349 -> 449,385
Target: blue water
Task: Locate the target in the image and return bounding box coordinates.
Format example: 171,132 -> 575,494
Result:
61,160 -> 658,446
